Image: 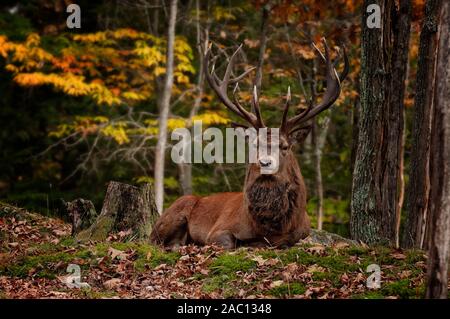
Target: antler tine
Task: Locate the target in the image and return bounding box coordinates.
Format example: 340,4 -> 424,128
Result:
229,67 -> 256,84
233,83 -> 255,124
286,38 -> 346,133
222,44 -> 243,87
312,41 -> 326,61
252,85 -> 265,127
204,43 -> 261,128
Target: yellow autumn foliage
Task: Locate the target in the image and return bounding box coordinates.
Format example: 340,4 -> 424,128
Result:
192,112 -> 230,126
0,29 -> 195,109
101,123 -> 130,145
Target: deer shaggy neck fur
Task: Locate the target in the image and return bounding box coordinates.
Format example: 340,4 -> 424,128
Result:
244,152 -> 302,236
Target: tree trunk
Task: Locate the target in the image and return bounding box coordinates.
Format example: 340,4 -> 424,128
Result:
396,111 -> 406,248
403,0 -> 442,249
390,0 -> 411,248
61,198 -> 98,236
312,117 -> 330,231
426,0 -> 450,299
253,4 -> 270,97
154,0 -> 178,213
178,162 -> 193,195
76,182 -> 158,242
351,0 -> 410,245
176,0 -> 208,196
350,92 -> 360,175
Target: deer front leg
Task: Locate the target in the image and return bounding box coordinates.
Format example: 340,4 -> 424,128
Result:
207,230 -> 237,249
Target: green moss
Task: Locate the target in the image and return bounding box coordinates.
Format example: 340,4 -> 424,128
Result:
370,246 -> 397,264
311,271 -> 341,285
405,250 -> 425,264
134,244 -> 179,270
21,237 -> 78,257
0,249 -> 93,279
209,251 -> 257,275
78,288 -> 118,299
257,250 -> 278,260
59,237 -> 77,247
268,282 -> 307,297
346,246 -> 369,256
92,242 -> 179,271
316,255 -> 350,272
76,216 -> 114,242
352,291 -> 385,299
203,274 -> 237,298
202,251 -> 259,297
382,279 -> 424,299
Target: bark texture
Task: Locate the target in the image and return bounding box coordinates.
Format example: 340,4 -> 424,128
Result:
403,0 -> 442,249
177,0 -> 208,196
61,198 -> 98,236
76,181 -> 158,242
154,0 -> 178,213
351,0 -> 411,245
312,116 -> 330,231
426,0 -> 450,299
253,4 -> 270,96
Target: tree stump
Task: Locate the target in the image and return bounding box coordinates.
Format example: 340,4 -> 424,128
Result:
76,181 -> 158,242
61,198 -> 98,236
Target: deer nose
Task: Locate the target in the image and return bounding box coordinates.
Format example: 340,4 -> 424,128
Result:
259,158 -> 272,167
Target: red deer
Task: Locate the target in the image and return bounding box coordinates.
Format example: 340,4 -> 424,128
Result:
151,39 -> 348,249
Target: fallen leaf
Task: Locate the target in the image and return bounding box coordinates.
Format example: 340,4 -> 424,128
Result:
179,255 -> 190,261
52,229 -> 66,236
390,252 -> 406,260
154,263 -> 167,271
200,269 -> 209,275
251,255 -> 267,266
108,247 -> 128,260
340,273 -> 349,283
50,291 -> 68,297
399,270 -> 412,279
306,264 -> 326,273
334,242 -> 350,249
270,280 -> 284,288
103,278 -> 121,290
306,244 -> 325,254
146,251 -> 152,261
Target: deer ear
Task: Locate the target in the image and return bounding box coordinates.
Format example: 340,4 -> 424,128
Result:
289,125 -> 312,145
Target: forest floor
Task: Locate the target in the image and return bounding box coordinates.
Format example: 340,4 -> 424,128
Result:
0,202 -> 447,299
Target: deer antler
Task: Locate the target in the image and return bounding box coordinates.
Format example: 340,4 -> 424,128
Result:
280,38 -> 349,135
203,43 -> 265,128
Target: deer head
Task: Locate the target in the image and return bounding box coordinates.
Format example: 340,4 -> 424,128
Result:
204,38 -> 349,180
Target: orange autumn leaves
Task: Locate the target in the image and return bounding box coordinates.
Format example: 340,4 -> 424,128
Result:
0,29 -> 195,106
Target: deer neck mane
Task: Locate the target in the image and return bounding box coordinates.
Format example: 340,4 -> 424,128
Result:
244,157 -> 302,234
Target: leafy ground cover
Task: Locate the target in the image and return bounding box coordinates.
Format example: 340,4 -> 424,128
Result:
0,202 -> 447,299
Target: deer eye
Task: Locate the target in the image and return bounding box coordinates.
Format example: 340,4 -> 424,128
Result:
281,145 -> 289,151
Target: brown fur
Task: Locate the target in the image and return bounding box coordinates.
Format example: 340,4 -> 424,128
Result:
151,38 -> 347,249
150,135 -> 311,249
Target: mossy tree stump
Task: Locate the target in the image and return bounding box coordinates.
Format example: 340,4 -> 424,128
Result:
61,198 -> 98,236
76,181 -> 158,242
